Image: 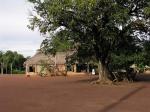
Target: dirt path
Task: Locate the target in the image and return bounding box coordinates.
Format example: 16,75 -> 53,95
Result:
0,75 -> 149,112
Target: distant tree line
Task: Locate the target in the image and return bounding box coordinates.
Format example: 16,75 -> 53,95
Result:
0,50 -> 26,74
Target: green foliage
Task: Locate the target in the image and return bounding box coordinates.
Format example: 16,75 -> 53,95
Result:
144,7 -> 150,17
110,40 -> 150,72
41,30 -> 73,55
39,60 -> 54,77
110,53 -> 144,71
12,69 -> 25,74
142,41 -> 150,65
0,50 -> 26,74
28,0 -> 150,79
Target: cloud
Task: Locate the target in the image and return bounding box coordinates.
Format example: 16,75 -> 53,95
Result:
0,30 -> 43,57
0,0 -> 44,57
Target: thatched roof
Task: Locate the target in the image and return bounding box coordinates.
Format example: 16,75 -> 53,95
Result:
24,51 -> 54,65
24,50 -> 73,65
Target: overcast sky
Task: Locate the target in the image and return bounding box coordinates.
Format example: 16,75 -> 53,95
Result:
0,0 -> 44,57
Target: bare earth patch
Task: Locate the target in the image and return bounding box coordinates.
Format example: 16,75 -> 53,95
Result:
0,74 -> 150,112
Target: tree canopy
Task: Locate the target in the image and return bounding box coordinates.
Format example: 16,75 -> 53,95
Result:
28,0 -> 150,81
0,50 -> 26,74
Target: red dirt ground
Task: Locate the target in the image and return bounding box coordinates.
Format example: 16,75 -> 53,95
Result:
0,74 -> 150,112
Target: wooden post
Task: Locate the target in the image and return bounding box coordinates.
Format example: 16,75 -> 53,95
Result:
26,64 -> 28,75
74,64 -> 77,73
35,65 -> 37,74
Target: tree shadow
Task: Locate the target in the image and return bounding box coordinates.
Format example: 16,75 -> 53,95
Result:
100,86 -> 145,112
135,74 -> 150,83
75,76 -> 99,83
74,73 -> 150,84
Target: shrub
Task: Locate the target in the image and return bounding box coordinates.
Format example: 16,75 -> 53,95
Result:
12,69 -> 25,74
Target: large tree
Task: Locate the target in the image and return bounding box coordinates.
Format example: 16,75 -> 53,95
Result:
28,0 -> 150,82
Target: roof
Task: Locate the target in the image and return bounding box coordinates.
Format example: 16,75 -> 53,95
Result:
24,50 -> 73,65
24,51 -> 54,65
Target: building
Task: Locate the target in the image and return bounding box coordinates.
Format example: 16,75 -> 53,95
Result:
24,50 -> 77,76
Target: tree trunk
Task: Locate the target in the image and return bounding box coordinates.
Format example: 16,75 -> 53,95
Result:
98,59 -> 102,80
98,59 -> 112,83
10,63 -> 13,75
1,63 -> 3,75
87,62 -> 90,74
6,64 -> 7,74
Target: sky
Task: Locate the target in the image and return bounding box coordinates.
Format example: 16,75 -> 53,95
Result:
0,0 -> 44,57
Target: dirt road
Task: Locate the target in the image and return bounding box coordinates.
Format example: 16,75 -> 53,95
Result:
0,75 -> 149,112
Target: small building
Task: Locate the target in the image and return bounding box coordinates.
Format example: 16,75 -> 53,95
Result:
24,50 -> 77,76
24,50 -> 97,76
24,50 -> 66,75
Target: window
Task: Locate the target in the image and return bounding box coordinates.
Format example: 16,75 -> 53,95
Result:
29,66 -> 35,72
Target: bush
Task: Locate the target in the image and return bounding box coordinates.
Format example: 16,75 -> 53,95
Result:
12,69 -> 25,74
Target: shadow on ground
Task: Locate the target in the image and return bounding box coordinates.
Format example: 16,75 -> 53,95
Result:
100,85 -> 146,112
75,73 -> 150,84
135,73 -> 150,83
74,76 -> 99,83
